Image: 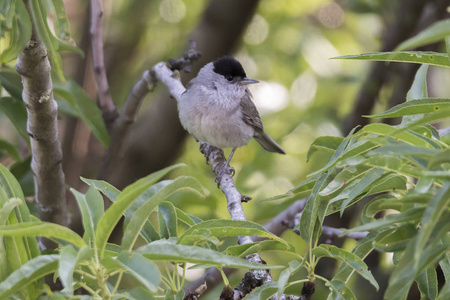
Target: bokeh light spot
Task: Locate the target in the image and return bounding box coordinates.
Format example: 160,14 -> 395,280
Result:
159,0 -> 186,24
244,14 -> 269,45
317,2 -> 345,28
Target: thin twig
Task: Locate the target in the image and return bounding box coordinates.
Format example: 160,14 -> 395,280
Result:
90,0 -> 117,130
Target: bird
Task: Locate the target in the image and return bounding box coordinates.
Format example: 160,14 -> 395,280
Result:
178,56 -> 285,177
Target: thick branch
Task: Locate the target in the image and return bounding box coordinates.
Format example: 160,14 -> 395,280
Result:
90,0 -> 117,130
16,38 -> 68,229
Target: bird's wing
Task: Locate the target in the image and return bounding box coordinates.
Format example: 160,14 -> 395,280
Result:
240,89 -> 263,132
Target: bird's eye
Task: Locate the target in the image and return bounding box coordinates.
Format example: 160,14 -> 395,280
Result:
225,75 -> 233,81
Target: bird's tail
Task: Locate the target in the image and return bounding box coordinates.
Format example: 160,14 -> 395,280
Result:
254,131 -> 286,154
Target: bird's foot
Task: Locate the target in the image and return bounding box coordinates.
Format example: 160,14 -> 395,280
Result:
215,165 -> 235,188
199,142 -> 214,165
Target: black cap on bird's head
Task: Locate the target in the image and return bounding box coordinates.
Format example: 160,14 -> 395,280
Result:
213,56 -> 259,85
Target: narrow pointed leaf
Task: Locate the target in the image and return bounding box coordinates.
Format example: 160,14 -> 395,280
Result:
369,98 -> 449,119
0,222 -> 85,248
178,219 -> 289,247
137,240 -> 282,270
95,164 -> 185,257
113,252 -> 161,293
121,176 -> 204,251
53,80 -> 109,147
334,52 -> 450,68
395,19 -> 450,51
81,177 -> 121,201
0,254 -> 59,298
313,244 -> 379,290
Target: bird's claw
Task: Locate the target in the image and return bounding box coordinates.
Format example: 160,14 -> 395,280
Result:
215,165 -> 235,188
199,143 -> 212,165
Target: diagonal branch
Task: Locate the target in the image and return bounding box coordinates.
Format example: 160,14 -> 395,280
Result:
89,0 -> 117,130
16,32 -> 68,231
198,144 -> 275,300
99,43 -> 201,179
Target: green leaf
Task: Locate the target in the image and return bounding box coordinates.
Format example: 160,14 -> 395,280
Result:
313,244 -> 379,290
53,80 -> 109,147
393,108 -> 450,135
95,164 -> 185,257
121,176 -> 204,251
437,282 -> 450,300
174,207 -> 202,227
0,138 -> 22,161
347,207 -> 424,233
222,240 -> 296,258
0,254 -> 59,299
0,97 -> 29,141
137,240 -> 283,270
385,242 -> 449,300
112,252 -> 161,293
0,67 -> 23,100
373,224 -> 416,252
47,0 -> 70,41
246,281 -> 278,300
358,123 -> 433,147
9,156 -> 34,197
178,219 -> 289,248
124,286 -> 157,300
0,163 -> 40,264
299,172 -> 333,243
334,51 -> 450,68
71,186 -> 104,245
59,245 -> 92,295
407,65 -> 428,100
339,168 -> 385,216
81,177 -> 121,201
1,0 -> 31,64
368,98 -> 450,119
416,267 -> 438,300
326,279 -> 357,300
414,182 -> 450,264
0,222 -> 85,248
368,144 -> 440,157
309,127 -> 358,178
277,260 -> 303,297
283,174 -> 318,199
158,202 -> 178,238
319,165 -> 371,197
395,19 -> 450,51
332,230 -> 381,286
403,64 -> 428,125
28,0 -> 65,82
0,198 -> 21,226
306,136 -> 344,161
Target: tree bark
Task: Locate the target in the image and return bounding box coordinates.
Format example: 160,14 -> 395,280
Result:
16,36 -> 68,230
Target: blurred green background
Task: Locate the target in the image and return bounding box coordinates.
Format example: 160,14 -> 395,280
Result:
1,0 -> 449,298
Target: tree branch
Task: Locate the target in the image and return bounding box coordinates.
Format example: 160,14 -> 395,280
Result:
16,36 -> 68,231
198,144 -> 274,300
99,43 -> 201,179
185,198 -> 309,299
90,0 -> 117,130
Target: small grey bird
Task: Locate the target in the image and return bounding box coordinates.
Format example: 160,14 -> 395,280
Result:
178,56 -> 285,169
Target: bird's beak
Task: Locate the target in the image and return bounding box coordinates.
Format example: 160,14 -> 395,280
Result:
240,78 -> 259,85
